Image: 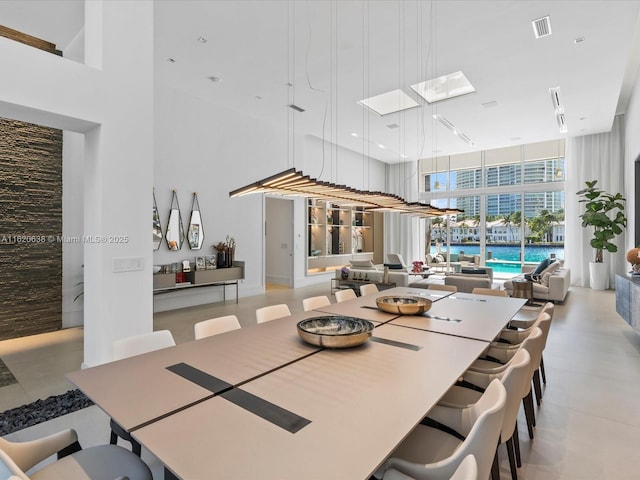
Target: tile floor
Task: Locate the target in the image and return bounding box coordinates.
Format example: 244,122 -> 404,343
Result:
1,282 -> 640,479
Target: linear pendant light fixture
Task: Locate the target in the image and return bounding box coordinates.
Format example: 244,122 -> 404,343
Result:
229,168 -> 462,217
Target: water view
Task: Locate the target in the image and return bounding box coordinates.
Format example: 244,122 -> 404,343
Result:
430,244 -> 565,276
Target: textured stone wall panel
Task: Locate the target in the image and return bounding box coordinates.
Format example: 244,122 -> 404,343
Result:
0,118 -> 63,340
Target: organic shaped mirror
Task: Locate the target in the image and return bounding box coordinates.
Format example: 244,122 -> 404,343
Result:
165,190 -> 184,251
153,190 -> 163,251
188,192 -> 205,250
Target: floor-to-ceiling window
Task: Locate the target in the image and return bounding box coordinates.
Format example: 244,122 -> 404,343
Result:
419,140 -> 565,278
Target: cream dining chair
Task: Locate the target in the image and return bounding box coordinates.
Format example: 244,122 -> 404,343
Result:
471,287 -> 508,297
194,314 -> 241,339
110,329 -> 176,455
431,349 -> 531,480
428,284 -> 457,293
0,428 -> 152,480
334,288 -> 357,303
382,455 -> 478,480
373,380 -> 506,480
256,304 -> 291,323
302,295 -> 331,311
359,283 -> 379,296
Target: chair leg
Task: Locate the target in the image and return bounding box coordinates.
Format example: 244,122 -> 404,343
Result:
540,355 -> 547,384
491,449 -> 500,480
109,429 -> 118,445
533,369 -> 543,406
523,393 -> 535,439
506,437 -> 518,480
110,418 -> 142,457
513,421 -> 522,468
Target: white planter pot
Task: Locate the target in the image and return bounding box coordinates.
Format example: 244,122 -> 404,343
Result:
589,262 -> 608,290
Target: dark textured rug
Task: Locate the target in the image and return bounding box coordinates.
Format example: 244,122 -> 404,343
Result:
0,389 -> 94,435
0,358 -> 17,387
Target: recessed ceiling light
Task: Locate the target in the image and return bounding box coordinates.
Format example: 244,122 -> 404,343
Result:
579,117 -> 586,121
197,36 -> 208,44
357,89 -> 418,116
400,154 -> 409,159
208,76 -> 221,83
350,132 -> 358,137
255,96 -> 262,100
167,58 -> 176,63
386,123 -> 400,129
574,37 -> 585,44
510,137 -> 521,142
378,144 -> 385,149
410,71 -> 475,104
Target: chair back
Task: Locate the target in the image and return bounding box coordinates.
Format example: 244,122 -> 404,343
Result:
194,315 -> 241,339
302,296 -> 331,312
471,287 -> 507,297
112,330 -> 176,361
359,284 -> 379,296
496,349 -> 531,441
459,380 -> 507,480
450,455 -> 478,480
335,289 -> 357,303
256,304 -> 291,324
428,284 -> 457,293
520,327 -> 544,396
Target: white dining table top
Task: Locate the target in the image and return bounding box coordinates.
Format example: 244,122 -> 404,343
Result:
66,311 -> 326,431
313,292 -> 402,323
133,323 -> 489,480
383,287 -> 526,342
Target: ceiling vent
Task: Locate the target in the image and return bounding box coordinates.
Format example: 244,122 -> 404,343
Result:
532,16 -> 552,38
288,104 -> 305,113
556,112 -> 567,133
549,87 -> 563,112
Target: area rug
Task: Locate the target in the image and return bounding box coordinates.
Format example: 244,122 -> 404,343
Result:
0,389 -> 94,435
0,358 -> 17,387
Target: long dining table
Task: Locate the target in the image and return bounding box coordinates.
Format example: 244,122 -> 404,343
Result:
67,287 -> 526,479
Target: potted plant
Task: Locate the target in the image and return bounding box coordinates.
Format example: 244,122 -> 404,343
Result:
576,180 -> 627,289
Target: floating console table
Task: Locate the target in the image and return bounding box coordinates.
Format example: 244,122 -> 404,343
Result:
153,262 -> 245,304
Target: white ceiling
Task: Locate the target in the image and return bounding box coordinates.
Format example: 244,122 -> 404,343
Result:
2,0 -> 640,163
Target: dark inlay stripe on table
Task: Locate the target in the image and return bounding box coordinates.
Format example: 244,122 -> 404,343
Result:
221,388 -> 311,434
370,336 -> 422,351
166,363 -> 233,394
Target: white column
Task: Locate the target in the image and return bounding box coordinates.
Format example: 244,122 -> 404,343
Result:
82,0 -> 154,366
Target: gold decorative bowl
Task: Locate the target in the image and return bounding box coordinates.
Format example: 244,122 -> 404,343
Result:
376,295 -> 433,315
297,316 -> 374,348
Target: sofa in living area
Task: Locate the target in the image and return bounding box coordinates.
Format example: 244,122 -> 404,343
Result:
503,260 -> 571,302
336,259 -> 409,287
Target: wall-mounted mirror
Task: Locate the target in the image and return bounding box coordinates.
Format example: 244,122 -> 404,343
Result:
188,192 -> 205,250
166,190 -> 184,251
153,190 -> 163,251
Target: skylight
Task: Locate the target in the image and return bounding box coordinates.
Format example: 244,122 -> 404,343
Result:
357,89 -> 418,116
410,71 -> 475,103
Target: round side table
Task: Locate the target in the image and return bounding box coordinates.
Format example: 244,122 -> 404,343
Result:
511,279 -> 533,305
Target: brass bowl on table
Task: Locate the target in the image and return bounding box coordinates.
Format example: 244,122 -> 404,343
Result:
375,295 -> 432,315
296,316 -> 374,348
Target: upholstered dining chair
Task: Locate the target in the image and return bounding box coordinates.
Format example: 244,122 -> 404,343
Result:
256,304 -> 291,323
110,329 -> 176,455
471,287 -> 508,297
302,295 -> 331,311
334,288 -> 357,303
359,283 -> 379,296
508,302 -> 555,387
469,327 -> 545,442
0,428 -> 152,480
382,455 -> 478,480
194,314 -> 241,339
373,380 -> 506,480
428,284 -> 457,293
431,349 -> 531,480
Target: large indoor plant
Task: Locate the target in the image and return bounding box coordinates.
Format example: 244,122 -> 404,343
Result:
576,180 -> 627,289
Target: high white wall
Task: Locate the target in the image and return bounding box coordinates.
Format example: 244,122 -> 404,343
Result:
0,1 -> 154,367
